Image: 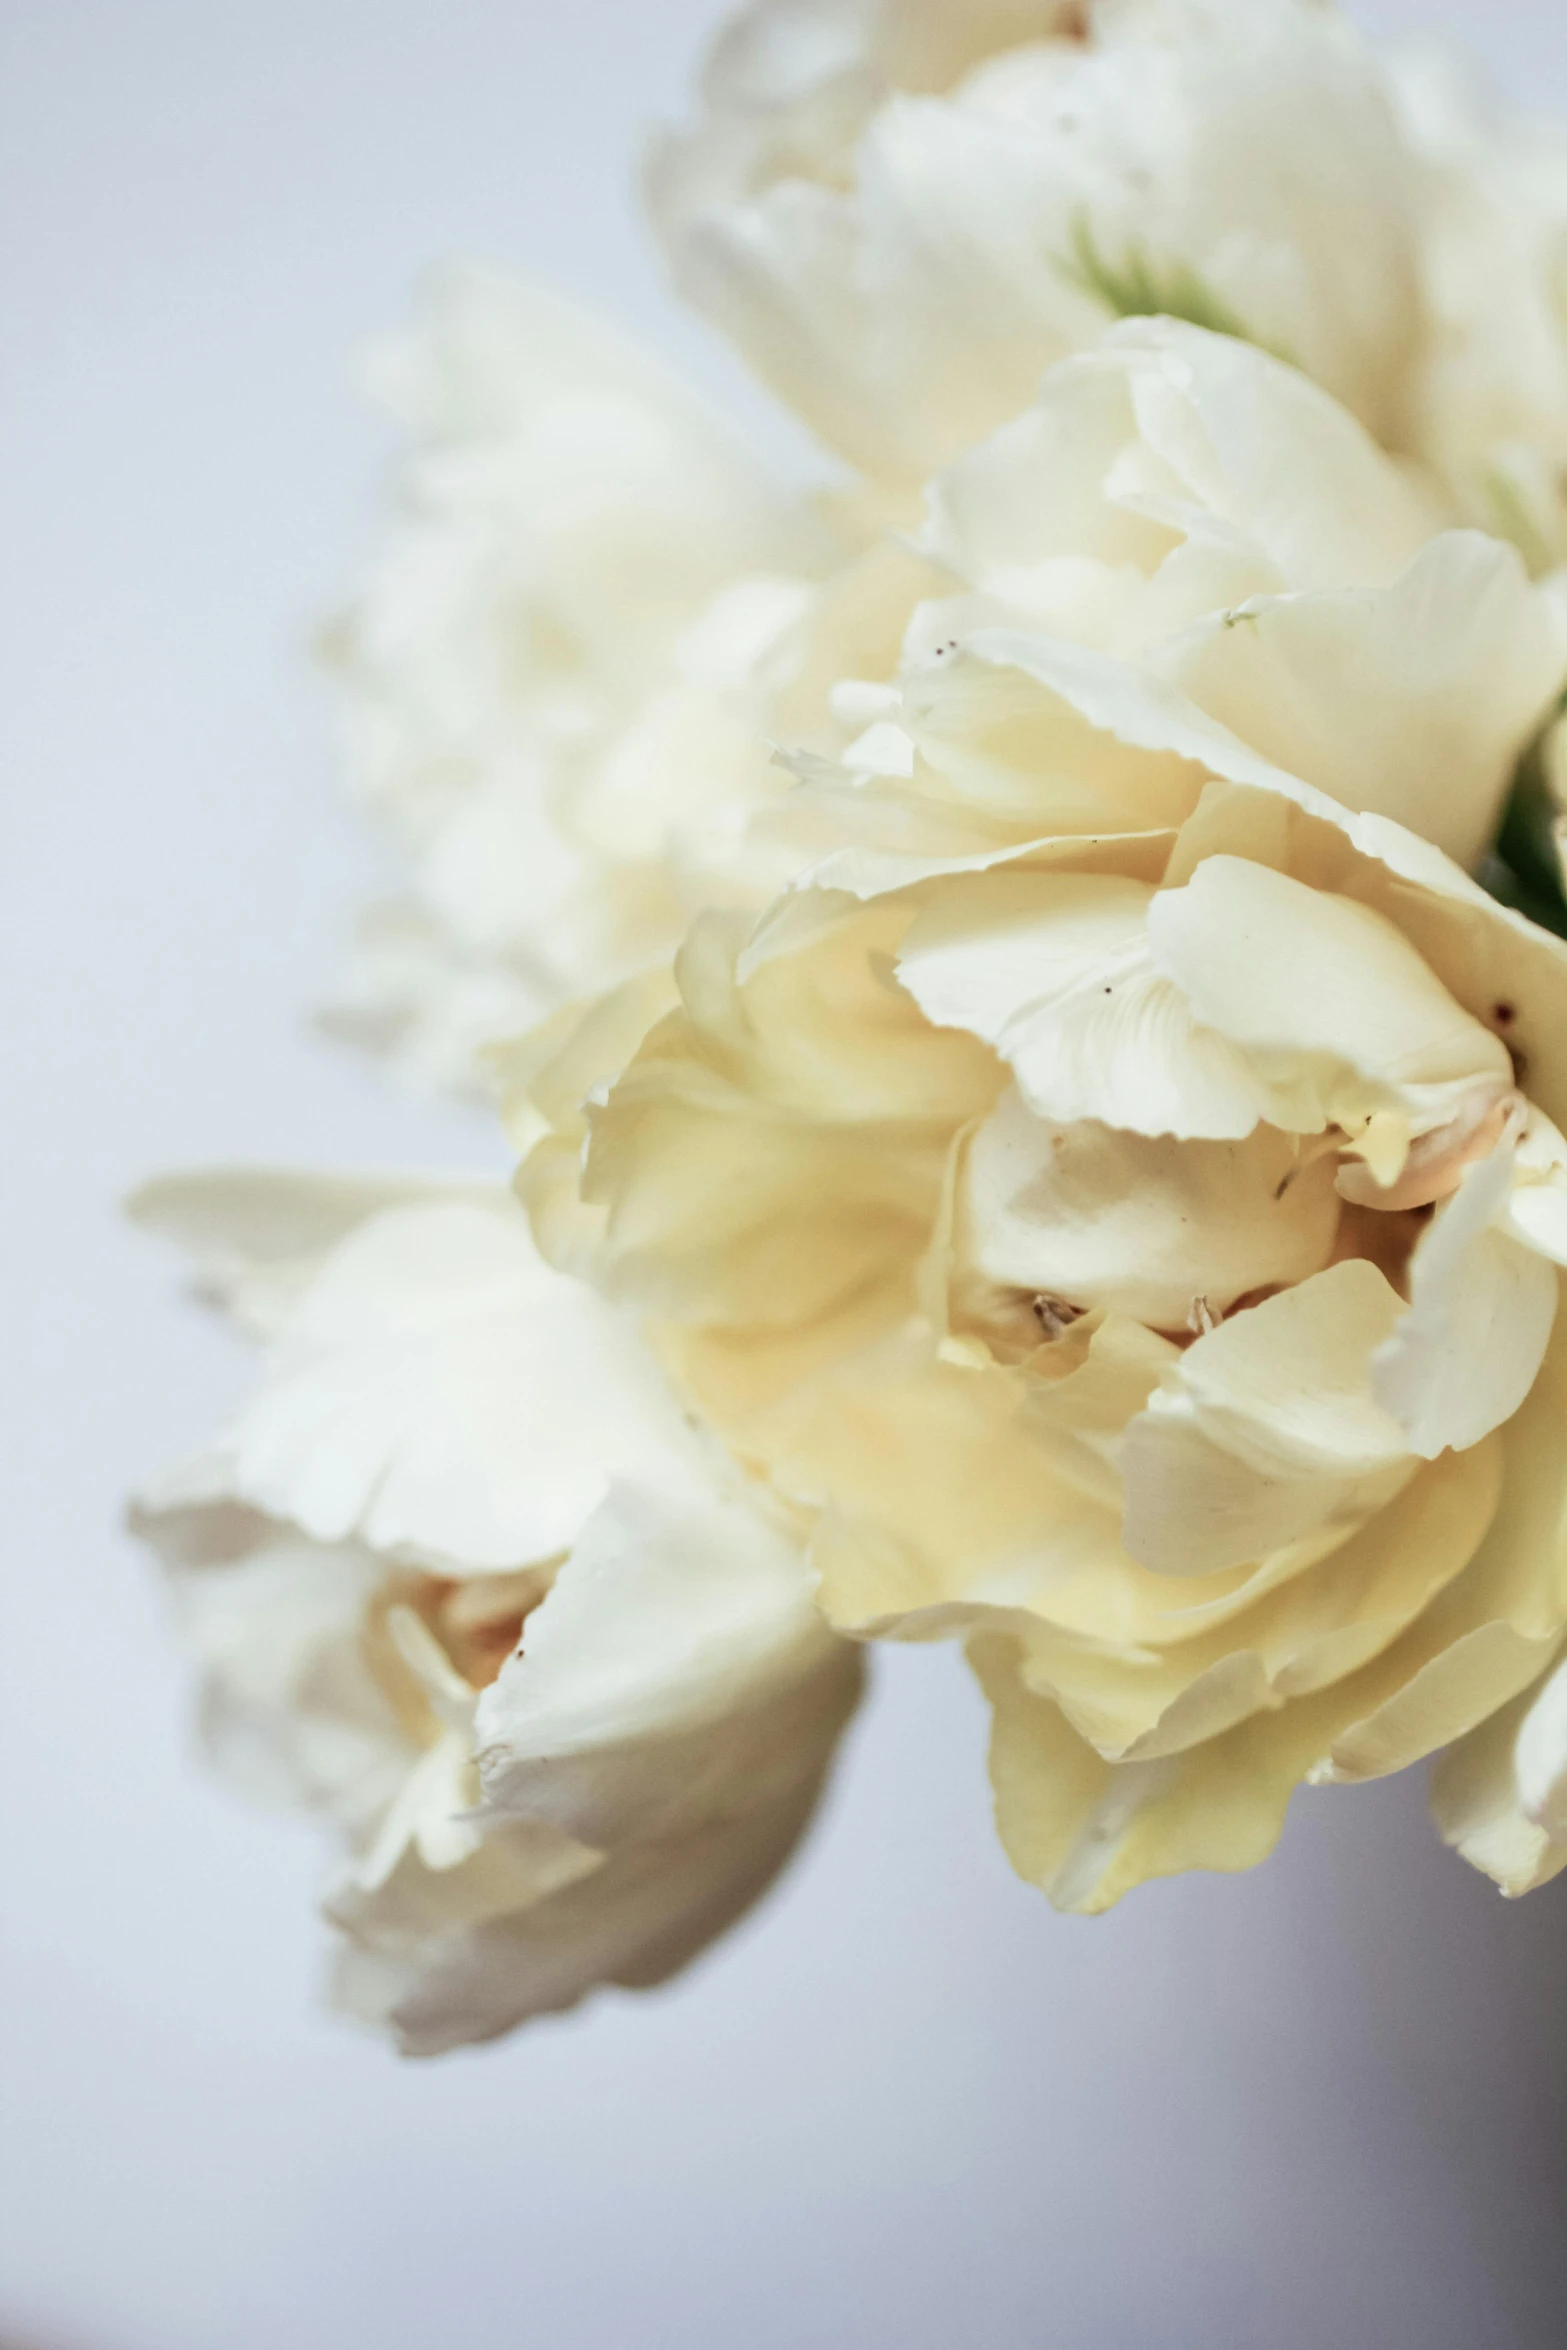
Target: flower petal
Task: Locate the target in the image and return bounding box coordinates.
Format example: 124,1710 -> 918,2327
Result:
954,1085 -> 1339,1328
1431,1680 -> 1567,1897
1155,533 -> 1567,869
1513,1653 -> 1567,1842
1120,1260 -> 1412,1576
476,1479 -> 862,1846
1373,1144 -> 1561,1459
1146,853 -> 1514,1143
897,867 -> 1268,1137
209,1190 -> 716,1573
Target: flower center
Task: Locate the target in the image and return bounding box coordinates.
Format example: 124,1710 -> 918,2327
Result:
364,1568 -> 551,1745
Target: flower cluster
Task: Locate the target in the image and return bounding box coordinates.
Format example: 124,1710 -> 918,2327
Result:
141,0 -> 1567,2052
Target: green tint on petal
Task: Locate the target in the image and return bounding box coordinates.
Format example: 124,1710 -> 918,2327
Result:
1058,214 -> 1286,361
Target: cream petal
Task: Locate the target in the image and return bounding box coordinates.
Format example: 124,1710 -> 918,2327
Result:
1301,1315 -> 1567,1789
1502,1107 -> 1567,1266
955,1086 -> 1339,1329
1146,854 -> 1515,1142
330,1777 -> 832,2059
906,628 -> 1291,830
212,1194 -> 715,1574
1372,1144 -> 1561,1459
920,347 -> 1183,608
1120,1261 -> 1412,1576
127,1168 -> 499,1336
1155,532 -> 1567,869
355,1728 -> 487,1889
476,1480 -> 862,1846
896,868 -> 1267,1138
924,318 -> 1440,633
129,1475 -> 409,1832
1109,316 -> 1439,588
971,1634 -> 1310,1916
1430,1684 -> 1567,1897
1512,1653 -> 1567,1842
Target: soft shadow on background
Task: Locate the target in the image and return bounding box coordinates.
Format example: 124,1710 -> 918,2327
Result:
3,5 -> 1567,2346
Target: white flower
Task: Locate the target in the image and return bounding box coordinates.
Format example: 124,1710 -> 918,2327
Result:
325,266 -> 836,1089
648,0 -> 1424,482
131,1174 -> 861,2054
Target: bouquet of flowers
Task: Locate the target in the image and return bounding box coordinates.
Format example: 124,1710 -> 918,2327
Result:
135,0 -> 1567,2055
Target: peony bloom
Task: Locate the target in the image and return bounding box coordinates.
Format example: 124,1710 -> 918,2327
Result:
534,340 -> 1567,1904
324,266 -> 842,1088
648,0 -> 1426,482
132,1173 -> 861,2052
133,0 -> 1567,2038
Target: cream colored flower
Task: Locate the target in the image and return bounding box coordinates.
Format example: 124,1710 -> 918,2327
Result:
648,0 -> 1425,483
535,551 -> 1567,1906
325,265 -> 843,1088
131,1173 -> 861,2053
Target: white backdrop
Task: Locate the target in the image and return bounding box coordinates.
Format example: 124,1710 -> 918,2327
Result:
4,5 -> 1567,2346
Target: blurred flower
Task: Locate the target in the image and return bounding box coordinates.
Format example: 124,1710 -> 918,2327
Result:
131,1174 -> 861,2054
323,266 -> 841,1088
648,0 -> 1426,481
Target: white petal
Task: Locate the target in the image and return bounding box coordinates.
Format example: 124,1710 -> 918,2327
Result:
215,1196 -> 716,1573
1372,1144 -> 1560,1458
897,868 -> 1267,1138
955,1086 -> 1339,1328
130,1477 -> 408,1832
475,1479 -> 862,1847
1501,1107 -> 1567,1266
1155,533 -> 1567,869
331,1782 -> 828,2059
1121,1260 -> 1412,1575
1146,855 -> 1515,1142
907,628 -> 1293,827
1515,1655 -> 1567,1842
128,1168 -> 497,1335
1430,1684 -> 1567,1897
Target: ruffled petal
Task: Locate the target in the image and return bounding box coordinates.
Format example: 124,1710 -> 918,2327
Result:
1146,852 -> 1514,1144
1431,1680 -> 1567,1897
897,867 -> 1268,1137
205,1189 -> 716,1573
1513,1652 -> 1567,1842
1373,1143 -> 1561,1459
954,1085 -> 1339,1328
1120,1261 -> 1412,1576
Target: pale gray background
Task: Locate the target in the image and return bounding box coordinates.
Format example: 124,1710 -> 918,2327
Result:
4,5 -> 1567,2346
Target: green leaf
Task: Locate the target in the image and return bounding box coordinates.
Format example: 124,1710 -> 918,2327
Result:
1476,852 -> 1567,942
1481,688 -> 1567,940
